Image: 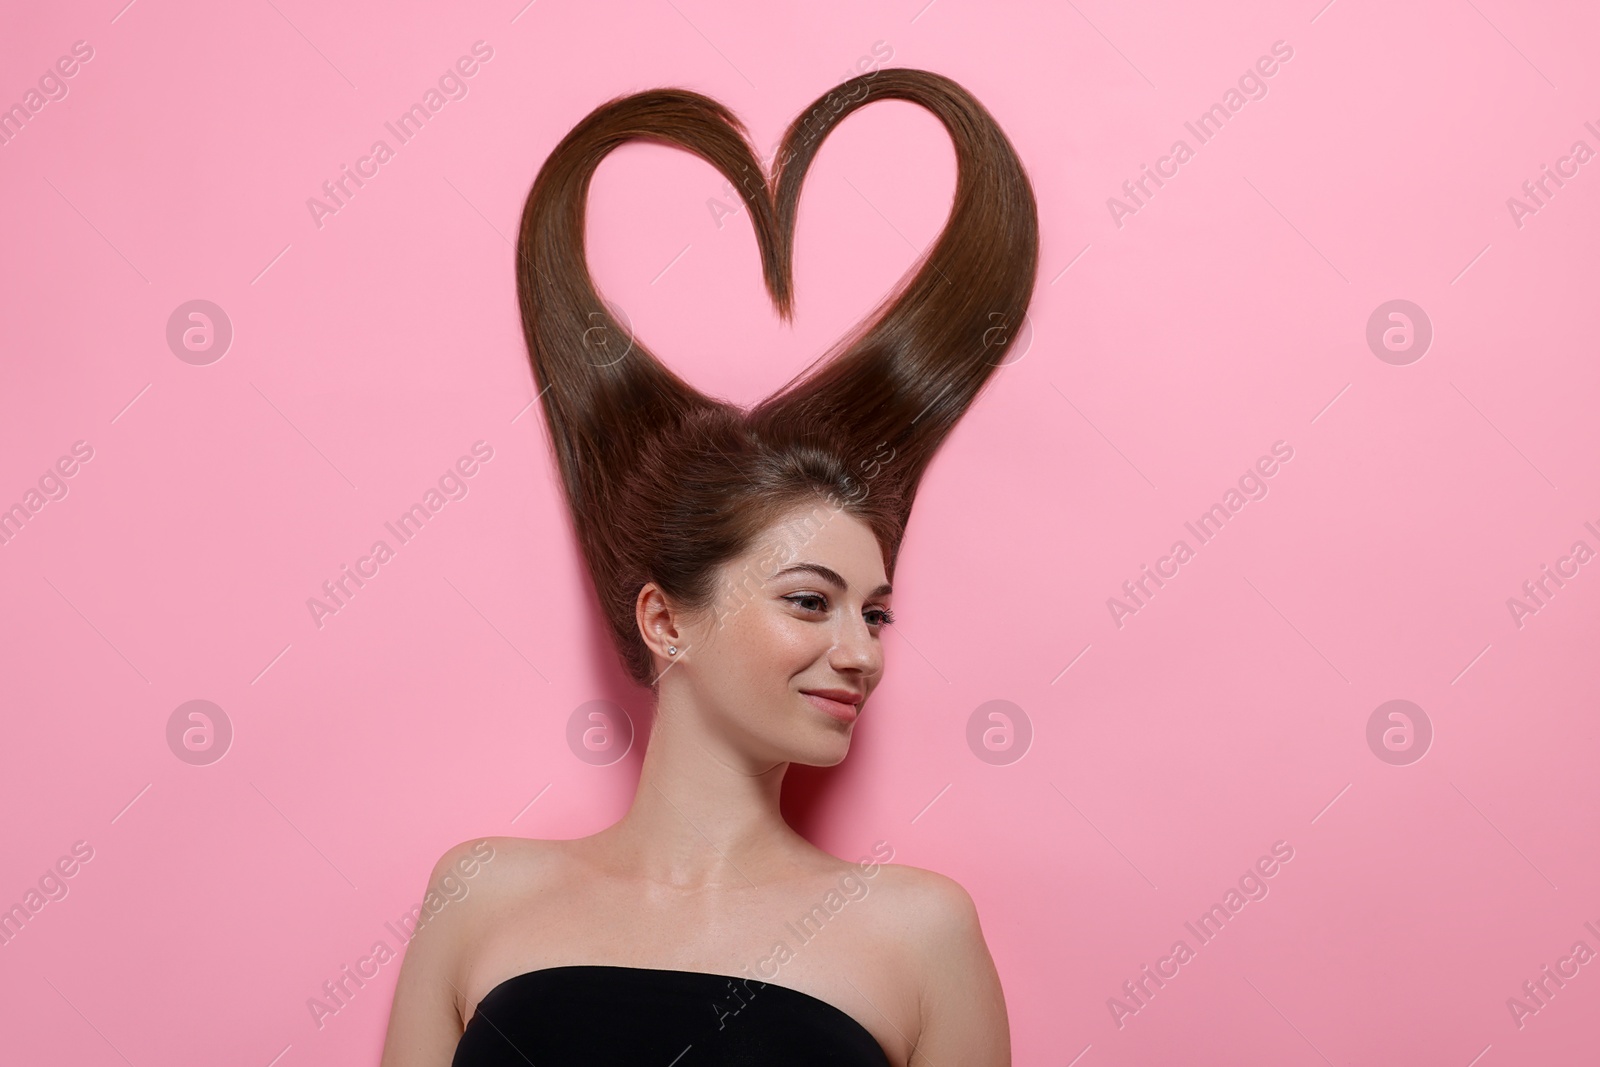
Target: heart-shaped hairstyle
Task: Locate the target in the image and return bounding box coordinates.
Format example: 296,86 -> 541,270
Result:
516,67 -> 1039,689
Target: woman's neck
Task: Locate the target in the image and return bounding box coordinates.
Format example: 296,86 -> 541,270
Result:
595,701 -> 813,890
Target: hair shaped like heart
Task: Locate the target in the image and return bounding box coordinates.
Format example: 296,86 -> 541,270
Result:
515,67 -> 1039,688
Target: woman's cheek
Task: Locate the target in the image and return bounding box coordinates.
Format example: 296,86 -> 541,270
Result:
768,617 -> 818,661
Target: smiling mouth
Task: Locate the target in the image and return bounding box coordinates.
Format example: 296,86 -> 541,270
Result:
801,691 -> 860,723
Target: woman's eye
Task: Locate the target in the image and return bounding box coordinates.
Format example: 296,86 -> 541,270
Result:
786,595 -> 894,628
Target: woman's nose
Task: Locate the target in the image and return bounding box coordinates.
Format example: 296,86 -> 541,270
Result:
830,612 -> 883,673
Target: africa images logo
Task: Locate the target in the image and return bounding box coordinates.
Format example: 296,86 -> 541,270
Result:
1106,40 -> 1295,228
305,41 -> 494,229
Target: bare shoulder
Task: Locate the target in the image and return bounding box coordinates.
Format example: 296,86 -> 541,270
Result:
377,836 -> 560,1067
868,863 -> 1010,1067
431,835 -> 553,899
424,835 -> 563,980
864,863 -> 985,947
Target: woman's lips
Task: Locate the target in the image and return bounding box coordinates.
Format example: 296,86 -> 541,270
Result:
802,691 -> 859,723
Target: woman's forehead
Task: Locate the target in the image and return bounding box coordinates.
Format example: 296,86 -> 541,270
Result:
753,511 -> 886,586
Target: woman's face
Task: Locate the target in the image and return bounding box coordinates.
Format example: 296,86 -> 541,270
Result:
645,501 -> 893,767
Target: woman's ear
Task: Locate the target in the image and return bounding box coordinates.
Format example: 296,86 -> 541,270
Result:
636,581 -> 686,663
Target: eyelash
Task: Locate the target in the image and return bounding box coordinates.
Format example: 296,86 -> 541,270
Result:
786,593 -> 895,627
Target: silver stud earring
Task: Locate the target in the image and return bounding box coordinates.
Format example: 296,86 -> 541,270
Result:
667,646 -> 678,656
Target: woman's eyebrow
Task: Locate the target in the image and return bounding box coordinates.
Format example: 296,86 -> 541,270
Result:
771,562 -> 892,598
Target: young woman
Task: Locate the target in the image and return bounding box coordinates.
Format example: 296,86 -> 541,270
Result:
379,66 -> 1038,1067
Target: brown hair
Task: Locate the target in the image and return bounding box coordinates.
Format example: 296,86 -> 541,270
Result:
515,67 -> 1038,689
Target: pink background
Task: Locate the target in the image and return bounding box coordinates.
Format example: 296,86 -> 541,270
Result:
3,0 -> 1598,1064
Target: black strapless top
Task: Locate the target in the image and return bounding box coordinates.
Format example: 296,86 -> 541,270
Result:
451,964 -> 892,1066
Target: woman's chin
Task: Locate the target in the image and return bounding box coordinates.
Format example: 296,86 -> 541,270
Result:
788,733 -> 852,768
